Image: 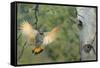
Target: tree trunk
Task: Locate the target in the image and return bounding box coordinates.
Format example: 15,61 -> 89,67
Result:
77,7 -> 96,61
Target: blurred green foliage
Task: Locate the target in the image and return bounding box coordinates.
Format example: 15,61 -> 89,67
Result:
17,3 -> 80,65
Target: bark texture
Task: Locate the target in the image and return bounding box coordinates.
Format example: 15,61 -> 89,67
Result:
77,7 -> 96,61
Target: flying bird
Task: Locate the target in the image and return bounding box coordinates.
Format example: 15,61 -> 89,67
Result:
19,21 -> 61,54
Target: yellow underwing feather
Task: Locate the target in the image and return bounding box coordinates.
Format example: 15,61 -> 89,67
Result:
43,26 -> 60,45
19,21 -> 38,44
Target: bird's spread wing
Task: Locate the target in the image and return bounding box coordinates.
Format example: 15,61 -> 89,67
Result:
43,26 -> 60,45
32,26 -> 60,54
19,21 -> 38,44
19,21 -> 61,54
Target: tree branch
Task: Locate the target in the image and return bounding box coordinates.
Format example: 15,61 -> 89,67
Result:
18,41 -> 27,61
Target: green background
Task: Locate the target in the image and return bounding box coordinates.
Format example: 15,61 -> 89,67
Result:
17,3 -> 80,65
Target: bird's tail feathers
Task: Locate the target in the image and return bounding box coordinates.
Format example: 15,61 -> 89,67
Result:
32,46 -> 44,54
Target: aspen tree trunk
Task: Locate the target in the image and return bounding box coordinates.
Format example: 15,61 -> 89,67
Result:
77,7 -> 96,61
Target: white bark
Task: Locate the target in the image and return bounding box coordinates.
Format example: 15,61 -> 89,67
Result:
77,7 -> 96,61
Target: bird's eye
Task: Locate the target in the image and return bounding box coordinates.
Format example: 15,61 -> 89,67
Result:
78,20 -> 83,30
